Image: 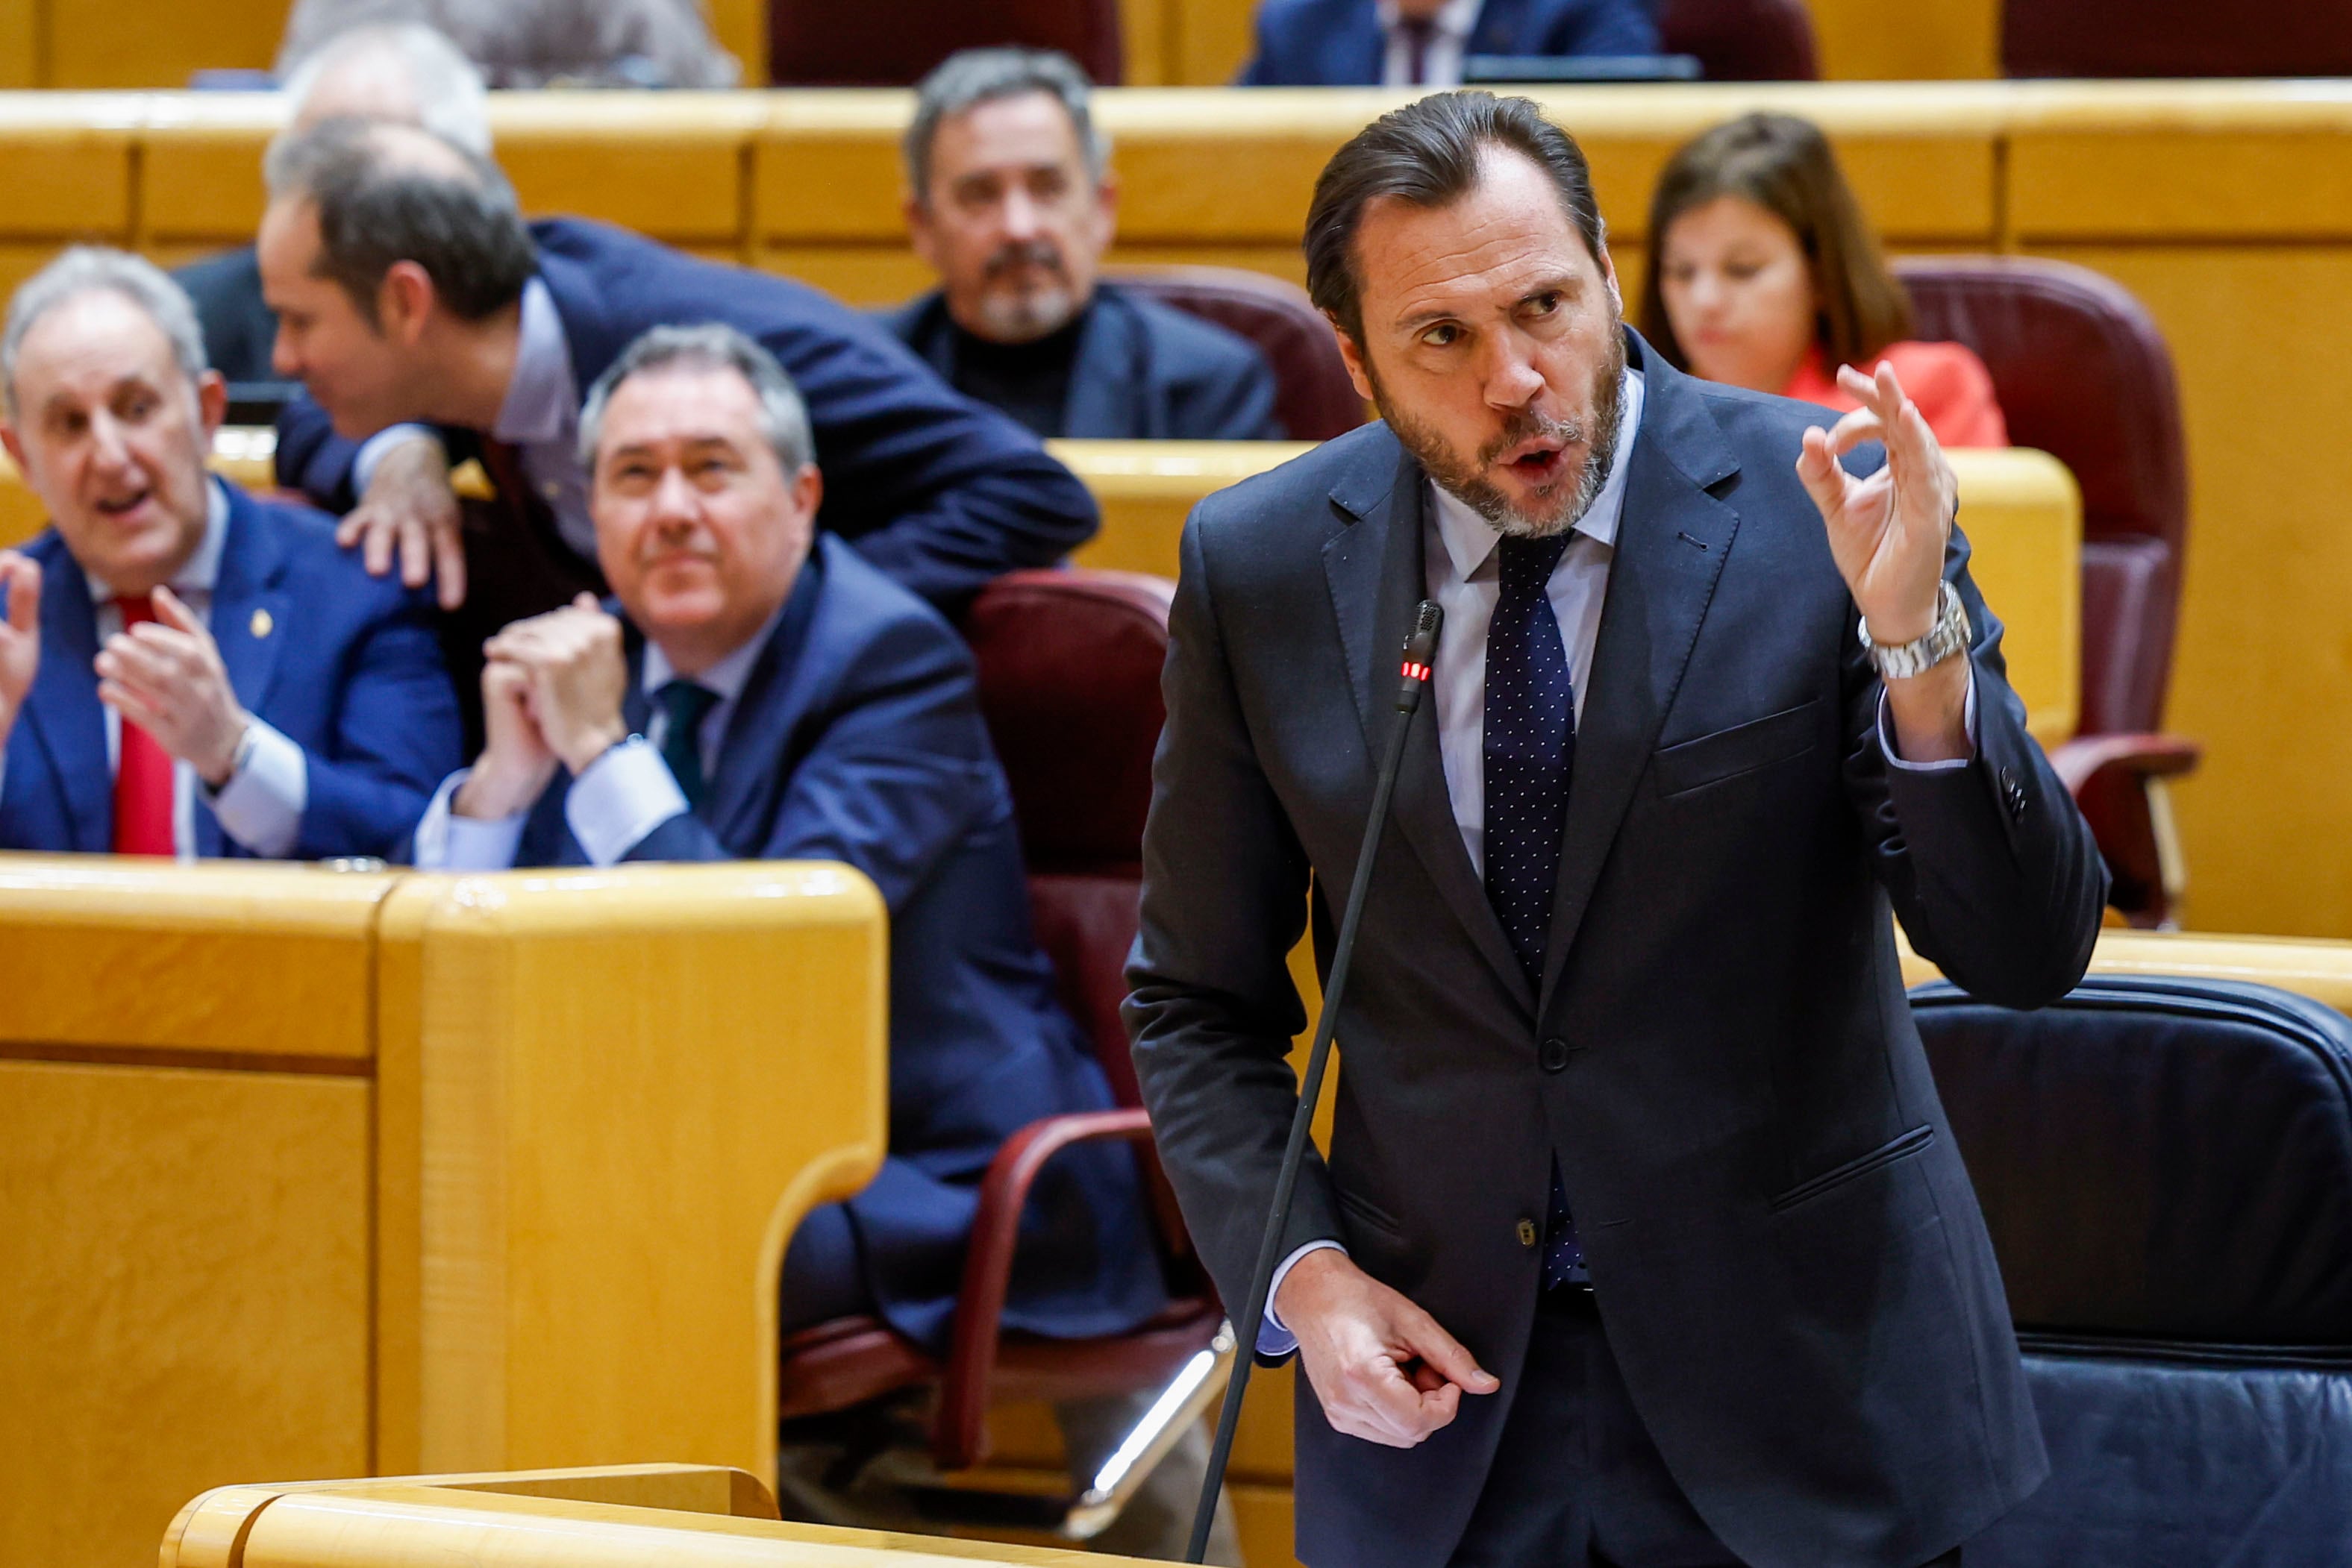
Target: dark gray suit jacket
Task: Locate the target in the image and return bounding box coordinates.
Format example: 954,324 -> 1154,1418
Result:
1126,334 -> 2107,1568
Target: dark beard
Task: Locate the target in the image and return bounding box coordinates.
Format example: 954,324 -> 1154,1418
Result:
1371,329 -> 1627,539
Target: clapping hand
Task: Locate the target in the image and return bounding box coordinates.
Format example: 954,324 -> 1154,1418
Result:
0,551 -> 38,745
481,594 -> 629,777
94,586 -> 251,787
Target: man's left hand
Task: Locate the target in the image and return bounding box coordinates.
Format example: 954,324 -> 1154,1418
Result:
1796,363 -> 1972,762
482,593 -> 630,776
94,586 -> 250,787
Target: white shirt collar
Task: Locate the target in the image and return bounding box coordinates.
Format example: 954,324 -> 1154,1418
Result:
492,277 -> 579,448
639,596 -> 789,706
1377,0 -> 1481,37
86,476 -> 231,603
1429,365 -> 1645,583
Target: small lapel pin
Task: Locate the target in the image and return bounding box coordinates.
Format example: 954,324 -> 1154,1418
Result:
249,608 -> 274,639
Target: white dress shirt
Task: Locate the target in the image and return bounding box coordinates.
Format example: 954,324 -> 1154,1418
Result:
0,480 -> 309,859
1378,0 -> 1482,87
412,603 -> 781,871
1260,367 -> 1980,1353
352,277 -> 594,559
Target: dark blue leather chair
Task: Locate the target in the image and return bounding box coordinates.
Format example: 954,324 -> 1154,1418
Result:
1911,976 -> 2352,1567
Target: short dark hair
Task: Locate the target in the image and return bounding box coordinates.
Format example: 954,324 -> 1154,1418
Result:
1304,91 -> 1608,345
266,116 -> 536,327
1638,112 -> 1913,370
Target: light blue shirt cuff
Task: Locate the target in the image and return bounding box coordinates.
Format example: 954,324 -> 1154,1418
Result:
205,718 -> 307,858
351,423 -> 442,494
563,736 -> 687,868
411,769 -> 528,871
1878,668 -> 1980,774
1258,1239 -> 1348,1358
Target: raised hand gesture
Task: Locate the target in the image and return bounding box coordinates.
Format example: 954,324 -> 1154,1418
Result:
1795,363 -> 1971,762
1795,363 -> 1957,647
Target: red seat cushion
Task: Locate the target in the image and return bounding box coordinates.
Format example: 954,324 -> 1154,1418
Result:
1111,267 -> 1367,443
1660,0 -> 1818,81
768,0 -> 1122,86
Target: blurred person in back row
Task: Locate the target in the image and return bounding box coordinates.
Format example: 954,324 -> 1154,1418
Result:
174,20 -> 490,386
888,48 -> 1283,442
1642,112 -> 2009,447
278,0 -> 738,88
0,250 -> 458,859
1239,0 -> 1658,87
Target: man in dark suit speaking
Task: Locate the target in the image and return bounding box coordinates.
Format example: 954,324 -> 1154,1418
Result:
1127,93 -> 2107,1568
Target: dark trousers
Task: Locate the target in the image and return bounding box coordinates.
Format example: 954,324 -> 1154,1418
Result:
1447,1290 -> 1963,1568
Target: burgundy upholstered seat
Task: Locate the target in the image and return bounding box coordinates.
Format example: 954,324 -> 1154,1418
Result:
1895,257 -> 2202,923
2004,0 -> 2352,78
1113,266 -> 1367,442
1660,0 -> 1819,81
776,568 -> 1220,1475
767,0 -> 1122,87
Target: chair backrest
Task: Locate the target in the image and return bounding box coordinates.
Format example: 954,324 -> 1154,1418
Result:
1893,257 -> 2187,737
1659,0 -> 1818,81
963,568 -> 1174,1109
2004,0 -> 2352,78
767,0 -> 1122,87
1912,976 -> 2352,1346
1112,266 -> 1366,442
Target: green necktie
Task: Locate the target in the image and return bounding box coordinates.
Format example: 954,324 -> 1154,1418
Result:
656,679 -> 721,813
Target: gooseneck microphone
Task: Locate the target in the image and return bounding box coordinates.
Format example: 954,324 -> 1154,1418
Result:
1188,600 -> 1445,1563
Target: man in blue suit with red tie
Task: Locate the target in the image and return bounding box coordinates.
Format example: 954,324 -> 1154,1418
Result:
0,248 -> 460,860
1240,0 -> 1659,87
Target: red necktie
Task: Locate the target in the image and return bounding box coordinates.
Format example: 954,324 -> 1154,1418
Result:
110,594 -> 175,856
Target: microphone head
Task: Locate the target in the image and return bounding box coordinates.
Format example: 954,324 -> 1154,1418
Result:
1404,600 -> 1444,669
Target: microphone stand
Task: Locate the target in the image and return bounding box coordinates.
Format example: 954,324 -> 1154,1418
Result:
1186,600 -> 1445,1563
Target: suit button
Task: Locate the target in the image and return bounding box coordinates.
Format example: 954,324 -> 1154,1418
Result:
1516,1218 -> 1539,1248
1539,1037 -> 1571,1073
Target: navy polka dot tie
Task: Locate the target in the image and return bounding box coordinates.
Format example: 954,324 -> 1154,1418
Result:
1485,533 -> 1589,1289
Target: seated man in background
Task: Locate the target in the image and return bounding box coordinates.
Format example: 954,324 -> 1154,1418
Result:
174,20 -> 490,386
1642,111 -> 2009,445
889,48 -> 1283,442
411,322 -> 1216,1553
260,118 -> 1097,648
0,249 -> 459,859
1239,0 -> 1659,86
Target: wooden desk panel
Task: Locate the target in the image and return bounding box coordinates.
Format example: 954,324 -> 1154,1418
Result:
0,1061 -> 371,1568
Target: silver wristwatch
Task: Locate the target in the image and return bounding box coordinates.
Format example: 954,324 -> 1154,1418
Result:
1859,583 -> 1971,680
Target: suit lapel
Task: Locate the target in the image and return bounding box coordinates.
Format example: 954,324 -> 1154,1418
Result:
1539,351 -> 1742,1012
19,542 -> 110,850
1063,291 -> 1148,439
707,539 -> 829,848
208,486 -> 288,723
1323,436 -> 1530,1008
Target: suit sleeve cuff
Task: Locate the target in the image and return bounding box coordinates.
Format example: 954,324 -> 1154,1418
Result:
1257,1240 -> 1347,1357
351,424 -> 442,493
410,768 -> 527,871
563,736 -> 687,867
206,718 -> 307,858
1878,667 -> 1979,774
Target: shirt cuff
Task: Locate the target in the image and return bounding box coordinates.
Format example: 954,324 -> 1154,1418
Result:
351,423 -> 442,494
1257,1240 -> 1348,1358
411,768 -> 528,871
563,736 -> 687,867
205,718 -> 307,858
1879,668 -> 1979,774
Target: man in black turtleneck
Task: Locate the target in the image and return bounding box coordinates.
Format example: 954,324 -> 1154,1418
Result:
885,48 -> 1283,443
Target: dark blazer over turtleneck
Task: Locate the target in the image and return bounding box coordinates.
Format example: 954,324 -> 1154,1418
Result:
885,281 -> 1284,442
1127,331 -> 2107,1568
